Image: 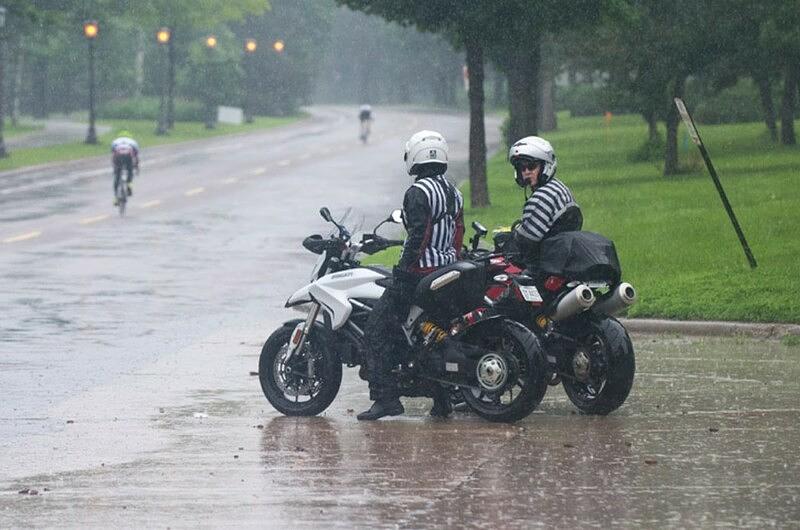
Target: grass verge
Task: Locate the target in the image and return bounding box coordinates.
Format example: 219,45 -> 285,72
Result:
0,115 -> 303,172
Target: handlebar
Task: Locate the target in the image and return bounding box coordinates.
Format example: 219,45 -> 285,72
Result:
359,233 -> 404,255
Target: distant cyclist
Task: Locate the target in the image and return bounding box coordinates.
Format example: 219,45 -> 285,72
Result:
111,131 -> 139,205
358,104 -> 373,143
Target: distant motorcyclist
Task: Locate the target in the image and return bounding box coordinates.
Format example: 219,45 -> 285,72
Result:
357,130 -> 465,421
508,136 -> 582,264
358,104 -> 373,142
111,131 -> 139,205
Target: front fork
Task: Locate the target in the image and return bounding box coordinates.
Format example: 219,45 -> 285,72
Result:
285,302 -> 321,366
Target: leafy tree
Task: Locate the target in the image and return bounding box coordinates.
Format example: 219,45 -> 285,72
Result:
337,0 -> 494,207
758,0 -> 800,145
234,0 -> 334,116
582,0 -> 739,175
316,7 -> 462,107
127,0 -> 269,128
486,0 -> 602,144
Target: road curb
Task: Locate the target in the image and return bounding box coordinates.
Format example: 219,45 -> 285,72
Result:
621,318 -> 800,338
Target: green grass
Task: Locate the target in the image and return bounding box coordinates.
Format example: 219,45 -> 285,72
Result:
0,116 -> 303,172
460,112 -> 800,323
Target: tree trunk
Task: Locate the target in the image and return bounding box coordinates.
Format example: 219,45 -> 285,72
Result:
34,56 -> 48,119
492,68 -> 506,108
645,110 -> 659,142
134,30 -> 145,98
754,74 -> 777,142
0,33 -> 7,158
11,41 -> 23,127
465,37 -> 489,208
780,62 -> 797,146
506,38 -> 541,146
167,33 -> 176,129
538,67 -> 557,132
664,75 -> 686,176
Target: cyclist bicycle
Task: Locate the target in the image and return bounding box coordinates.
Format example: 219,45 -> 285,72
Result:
358,104 -> 373,143
111,131 -> 140,206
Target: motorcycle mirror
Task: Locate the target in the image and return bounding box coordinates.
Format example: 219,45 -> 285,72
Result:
389,209 -> 403,224
472,221 -> 488,237
319,207 -> 333,222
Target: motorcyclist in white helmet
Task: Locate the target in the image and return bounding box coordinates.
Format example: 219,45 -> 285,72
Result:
508,136 -> 583,262
358,130 -> 465,421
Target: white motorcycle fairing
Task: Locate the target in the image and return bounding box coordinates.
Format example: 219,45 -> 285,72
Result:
285,267 -> 387,330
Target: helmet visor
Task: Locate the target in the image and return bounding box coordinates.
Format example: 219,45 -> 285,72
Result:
513,159 -> 539,172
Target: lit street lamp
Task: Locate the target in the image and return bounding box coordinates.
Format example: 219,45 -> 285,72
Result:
243,38 -> 257,124
83,20 -> 99,144
155,27 -> 170,135
273,39 -> 285,53
0,5 -> 8,158
204,35 -> 218,129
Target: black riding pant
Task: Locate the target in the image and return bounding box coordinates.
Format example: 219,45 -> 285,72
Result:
113,154 -> 134,193
364,275 -> 419,401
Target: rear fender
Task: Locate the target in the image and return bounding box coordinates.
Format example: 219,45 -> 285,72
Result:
450,310 -> 506,339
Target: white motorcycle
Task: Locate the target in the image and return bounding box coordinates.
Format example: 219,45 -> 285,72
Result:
258,207 -> 549,422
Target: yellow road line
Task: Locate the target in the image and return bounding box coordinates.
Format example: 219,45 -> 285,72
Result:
222,177 -> 238,185
185,187 -> 205,196
278,159 -> 292,167
3,230 -> 42,244
139,199 -> 162,209
250,167 -> 267,175
79,214 -> 110,225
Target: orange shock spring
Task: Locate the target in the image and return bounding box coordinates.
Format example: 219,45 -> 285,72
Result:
420,321 -> 448,344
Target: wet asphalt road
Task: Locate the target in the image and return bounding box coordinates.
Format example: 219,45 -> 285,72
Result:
2,107 -> 799,527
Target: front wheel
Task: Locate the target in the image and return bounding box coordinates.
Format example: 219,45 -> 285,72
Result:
561,317 -> 635,415
259,324 -> 342,416
461,319 -> 549,423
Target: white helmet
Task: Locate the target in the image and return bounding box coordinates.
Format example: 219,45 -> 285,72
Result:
404,130 -> 448,175
359,104 -> 372,112
508,136 -> 557,187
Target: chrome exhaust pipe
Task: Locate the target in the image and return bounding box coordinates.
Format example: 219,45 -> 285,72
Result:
550,285 -> 595,321
593,282 -> 637,316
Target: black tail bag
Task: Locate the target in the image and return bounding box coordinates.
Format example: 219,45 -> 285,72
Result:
537,231 -> 621,284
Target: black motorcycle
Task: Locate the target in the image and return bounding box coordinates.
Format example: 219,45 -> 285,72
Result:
258,208 -> 549,422
464,223 -> 637,415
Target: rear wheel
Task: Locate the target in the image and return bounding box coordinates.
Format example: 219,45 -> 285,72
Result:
461,319 -> 548,423
561,317 -> 635,415
115,181 -> 127,216
259,324 -> 342,416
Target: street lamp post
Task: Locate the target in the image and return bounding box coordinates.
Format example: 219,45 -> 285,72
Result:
0,6 -> 8,158
83,20 -> 99,144
155,27 -> 170,135
243,38 -> 257,124
204,35 -> 217,129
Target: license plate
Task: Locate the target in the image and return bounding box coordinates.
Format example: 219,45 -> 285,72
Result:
518,285 -> 542,302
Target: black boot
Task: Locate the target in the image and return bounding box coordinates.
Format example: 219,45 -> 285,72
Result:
357,398 -> 404,421
430,392 -> 453,418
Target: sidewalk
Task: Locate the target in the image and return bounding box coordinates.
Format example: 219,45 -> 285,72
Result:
6,119 -> 112,150
622,318 -> 800,338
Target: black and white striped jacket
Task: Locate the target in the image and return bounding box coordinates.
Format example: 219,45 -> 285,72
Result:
516,177 -> 581,243
397,174 -> 465,274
